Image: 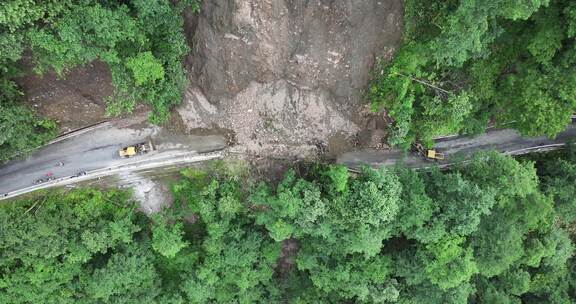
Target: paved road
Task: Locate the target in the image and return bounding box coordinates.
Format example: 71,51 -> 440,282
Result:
3,117 -> 576,199
338,123 -> 576,169
0,122 -> 226,200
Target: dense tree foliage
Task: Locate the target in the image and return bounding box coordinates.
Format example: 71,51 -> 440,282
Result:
0,83 -> 57,163
0,0 -> 198,123
370,0 -> 576,148
1,152 -> 575,303
172,169 -> 280,303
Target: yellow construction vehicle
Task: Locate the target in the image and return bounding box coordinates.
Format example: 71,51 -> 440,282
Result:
118,141 -> 154,158
414,143 -> 445,161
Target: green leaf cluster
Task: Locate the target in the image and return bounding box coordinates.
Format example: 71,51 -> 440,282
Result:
0,90 -> 57,163
1,0 -> 199,124
370,0 -> 576,147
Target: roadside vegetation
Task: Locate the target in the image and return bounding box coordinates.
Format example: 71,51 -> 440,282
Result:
1,152 -> 575,303
369,0 -> 576,148
0,83 -> 57,163
0,0 -> 198,161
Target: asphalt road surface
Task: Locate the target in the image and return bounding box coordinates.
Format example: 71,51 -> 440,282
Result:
2,118 -> 576,200
338,123 -> 576,169
0,123 -> 226,200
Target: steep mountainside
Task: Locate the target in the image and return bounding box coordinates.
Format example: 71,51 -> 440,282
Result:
179,0 -> 403,157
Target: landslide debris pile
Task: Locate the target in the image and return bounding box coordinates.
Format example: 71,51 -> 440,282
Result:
179,0 -> 403,157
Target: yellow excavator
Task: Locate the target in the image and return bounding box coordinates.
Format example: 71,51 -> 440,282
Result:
414,143 -> 445,161
118,140 -> 154,158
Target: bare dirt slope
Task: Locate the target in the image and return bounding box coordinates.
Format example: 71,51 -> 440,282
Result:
16,58 -> 150,134
16,58 -> 113,133
179,0 -> 403,158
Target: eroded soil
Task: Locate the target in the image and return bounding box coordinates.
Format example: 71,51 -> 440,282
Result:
179,0 -> 403,159
16,57 -> 150,133
15,58 -> 111,133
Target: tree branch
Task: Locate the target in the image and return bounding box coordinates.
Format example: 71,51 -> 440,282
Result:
395,72 -> 451,95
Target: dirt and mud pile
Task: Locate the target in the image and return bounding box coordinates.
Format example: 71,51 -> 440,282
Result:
178,0 -> 403,158
16,59 -> 113,133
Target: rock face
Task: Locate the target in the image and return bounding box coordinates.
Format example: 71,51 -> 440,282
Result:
179,0 -> 403,157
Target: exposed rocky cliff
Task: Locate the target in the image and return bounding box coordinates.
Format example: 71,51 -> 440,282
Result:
179,0 -> 403,158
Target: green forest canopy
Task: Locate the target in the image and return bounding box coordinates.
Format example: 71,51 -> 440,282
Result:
370,0 -> 576,148
0,0 -> 198,123
0,0 -> 199,162
1,152 -> 575,303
